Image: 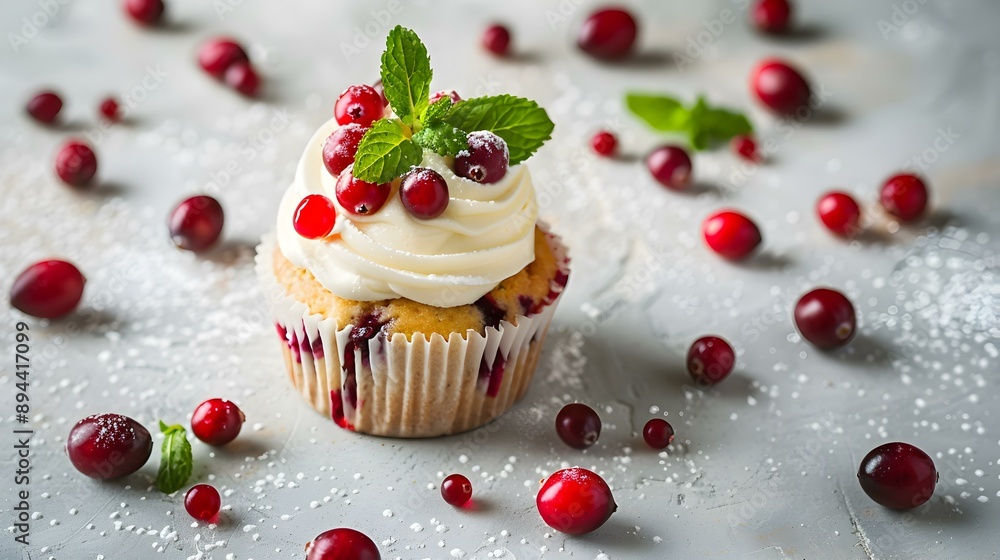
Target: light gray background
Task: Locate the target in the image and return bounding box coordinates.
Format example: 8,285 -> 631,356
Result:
2,0 -> 1000,558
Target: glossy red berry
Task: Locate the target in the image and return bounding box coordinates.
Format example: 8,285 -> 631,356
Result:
11,260 -> 85,319
455,131 -> 509,184
185,484 -> 221,522
400,168 -> 450,219
428,90 -> 461,105
55,140 -> 98,188
67,414 -> 152,479
646,145 -> 692,190
306,528 -> 381,560
752,0 -> 792,34
817,191 -> 862,237
686,335 -> 735,386
577,8 -> 637,60
793,288 -> 856,349
26,91 -> 62,124
323,124 -> 368,177
751,58 -> 811,115
99,98 -> 121,122
642,419 -> 675,449
293,194 -> 337,239
335,85 -> 384,127
731,134 -> 760,162
590,130 -> 617,157
555,403 -> 601,449
441,474 -> 473,507
191,398 -> 245,446
702,210 -> 762,260
224,62 -> 260,97
482,24 -> 512,56
536,467 -> 617,535
169,195 -> 224,252
198,38 -> 249,79
335,171 -> 391,215
880,173 -> 928,222
858,442 -> 937,510
124,0 -> 164,26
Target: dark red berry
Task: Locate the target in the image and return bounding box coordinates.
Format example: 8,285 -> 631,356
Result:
306,528 -> 381,560
793,288 -> 856,349
752,0 -> 792,34
11,260 -> 85,319
536,467 -> 617,535
323,124 -> 368,177
686,335 -> 735,386
191,398 -> 244,446
26,91 -> 62,124
293,194 -> 338,239
335,171 -> 391,215
642,419 -> 675,449
372,79 -> 388,107
198,38 -> 249,79
590,130 -> 617,157
400,168 -> 449,220
99,98 -> 121,122
224,62 -> 260,97
555,403 -> 601,449
482,24 -> 512,56
124,0 -> 164,26
428,90 -> 461,105
731,134 -> 760,162
646,145 -> 692,190
751,58 -> 811,115
858,442 -> 937,510
455,131 -> 509,184
577,8 -> 638,60
169,195 -> 225,252
67,414 -> 152,479
185,484 -> 221,522
441,474 -> 473,507
880,173 -> 928,222
55,140 -> 98,188
702,210 -> 762,260
817,191 -> 861,237
335,85 -> 383,128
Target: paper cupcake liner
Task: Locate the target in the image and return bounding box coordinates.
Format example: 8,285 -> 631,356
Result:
254,230 -> 569,438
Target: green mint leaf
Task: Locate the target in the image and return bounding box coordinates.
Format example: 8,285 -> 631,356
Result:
626,93 -> 753,151
353,118 -> 423,183
380,26 -> 432,127
421,97 -> 453,125
444,94 -> 554,165
412,123 -> 468,157
625,93 -> 690,132
156,421 -> 192,494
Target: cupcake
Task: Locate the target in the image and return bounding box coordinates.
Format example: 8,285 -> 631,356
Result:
256,26 -> 568,437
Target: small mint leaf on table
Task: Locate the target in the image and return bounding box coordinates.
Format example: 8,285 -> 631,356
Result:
444,94 -> 554,165
380,26 -> 432,127
412,124 -> 468,157
625,92 -> 753,151
353,118 -> 423,183
625,93 -> 690,133
156,421 -> 192,494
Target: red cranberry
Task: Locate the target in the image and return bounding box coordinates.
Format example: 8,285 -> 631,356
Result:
334,85 -> 384,128
793,288 -> 856,349
198,38 -> 249,79
26,91 -> 62,124
455,131 -> 509,184
441,474 -> 473,507
323,124 -> 368,177
224,62 -> 260,97
400,168 -> 449,220
751,58 -> 811,115
99,97 -> 121,123
428,90 -> 462,105
185,484 -> 221,521
66,414 -> 152,479
687,335 -> 735,386
536,467 -> 617,535
752,0 -> 792,34
55,140 -> 98,188
642,418 -> 675,449
293,194 -> 338,239
646,145 -> 692,190
191,398 -> 245,446
482,24 -> 512,56
124,0 -> 164,26
555,403 -> 601,449
702,210 -> 762,260
168,195 -> 224,252
817,191 -> 861,237
336,170 -> 391,215
372,79 -> 388,107
577,8 -> 638,60
306,528 -> 381,560
880,173 -> 928,222
590,130 -> 617,157
731,134 -> 760,162
10,260 -> 85,319
858,442 -> 937,510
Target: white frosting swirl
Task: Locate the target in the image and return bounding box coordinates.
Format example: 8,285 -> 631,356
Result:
276,118 -> 539,307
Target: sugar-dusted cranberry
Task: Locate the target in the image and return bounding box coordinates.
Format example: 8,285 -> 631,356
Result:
323,124 -> 368,177
224,62 -> 260,97
400,168 -> 449,220
590,130 -> 617,157
858,442 -> 937,510
536,467 -> 616,535
336,170 -> 391,215
293,194 -> 337,239
11,260 -> 85,319
124,0 -> 165,26
702,210 -> 762,260
55,140 -> 98,188
335,85 -> 383,128
687,335 -> 735,386
751,58 -> 811,115
99,97 -> 121,123
67,414 -> 152,479
428,90 -> 462,106
817,191 -> 861,237
455,131 -> 509,184
184,484 -> 221,522
646,145 -> 692,190
555,403 -> 601,449
642,418 -> 675,449
577,8 -> 637,60
731,134 -> 760,162
482,24 -> 512,56
191,398 -> 245,446
794,288 -> 856,349
372,79 -> 388,107
26,91 -> 62,124
441,474 -> 473,507
752,0 -> 792,34
169,195 -> 224,252
880,173 -> 928,223
198,38 -> 249,79
306,528 -> 381,560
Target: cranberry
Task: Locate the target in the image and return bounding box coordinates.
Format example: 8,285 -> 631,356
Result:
536,467 -> 616,535
590,130 -> 617,157
577,8 -> 638,60
99,97 -> 121,122
687,335 -> 735,386
54,140 -> 98,188
858,442 -> 937,510
184,484 -> 221,522
455,131 -> 509,184
198,38 -> 249,79
428,90 -> 462,105
793,288 -> 856,349
642,419 -> 675,449
555,403 -> 601,449
10,260 -> 86,319
817,191 -> 861,237
441,474 -> 473,507
191,398 -> 245,446
66,414 -> 152,479
646,145 -> 692,190
731,134 -> 760,162
124,0 -> 164,26
322,124 -> 367,177
335,85 -> 383,128
335,170 -> 391,215
482,24 -> 512,56
752,0 -> 792,34
702,210 -> 762,260
26,91 -> 62,124
224,62 -> 260,97
293,194 -> 338,239
168,195 -> 224,252
306,528 -> 381,560
400,168 -> 449,219
751,58 -> 811,115
372,79 -> 388,107
880,173 -> 928,222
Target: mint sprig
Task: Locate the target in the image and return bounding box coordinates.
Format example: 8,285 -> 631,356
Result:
626,93 -> 752,151
380,26 -> 432,127
444,95 -> 554,165
156,421 -> 193,494
353,119 -> 423,183
412,124 -> 468,157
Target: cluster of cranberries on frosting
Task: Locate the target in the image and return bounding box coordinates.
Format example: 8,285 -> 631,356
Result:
590,130 -> 618,157
335,85 -> 384,127
185,483 -> 221,522
293,194 -> 337,239
198,38 -> 260,96
555,403 -> 602,449
880,173 -> 929,222
647,145 -> 692,190
400,167 -> 450,219
455,131 -> 509,184
751,58 -> 811,115
482,24 -> 512,56
306,528 -> 381,560
191,398 -> 245,446
702,210 -> 762,260
793,287 -> 856,349
55,139 -> 99,188
335,169 -> 391,215
323,124 -> 368,176
124,0 -> 165,26
643,418 -> 675,449
687,335 -> 736,386
67,413 -> 153,479
11,259 -> 86,319
577,7 -> 638,59
536,467 -> 617,535
169,195 -> 225,252
858,442 -> 937,510
26,91 -> 63,124
441,474 -> 473,507
751,0 -> 793,34
817,191 -> 862,237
